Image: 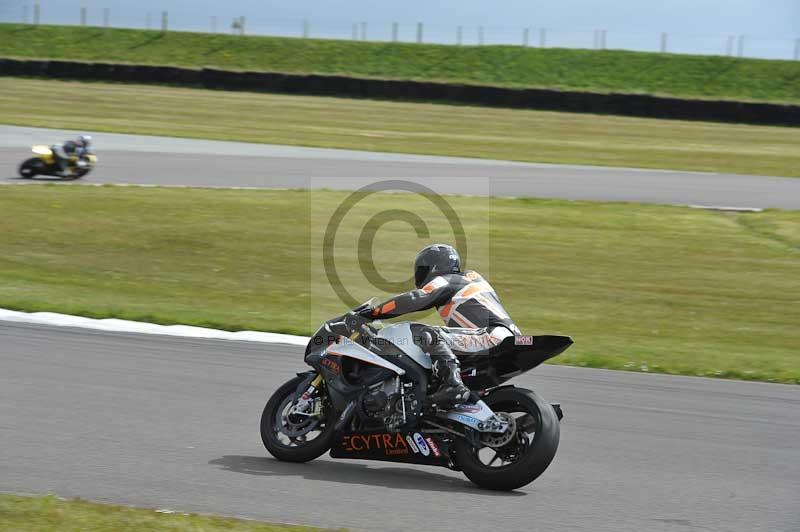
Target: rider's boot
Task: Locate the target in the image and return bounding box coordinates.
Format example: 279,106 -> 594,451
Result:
56,158 -> 70,177
417,326 -> 470,409
428,357 -> 470,409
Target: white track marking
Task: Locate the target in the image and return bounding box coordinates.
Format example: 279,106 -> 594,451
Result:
0,308 -> 309,346
687,204 -> 764,212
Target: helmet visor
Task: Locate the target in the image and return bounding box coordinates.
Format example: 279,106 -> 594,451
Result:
414,266 -> 431,289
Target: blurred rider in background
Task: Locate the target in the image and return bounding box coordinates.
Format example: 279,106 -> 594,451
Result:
51,135 -> 92,176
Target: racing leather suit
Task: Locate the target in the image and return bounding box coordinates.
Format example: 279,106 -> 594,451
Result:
51,140 -> 80,175
363,270 -> 520,406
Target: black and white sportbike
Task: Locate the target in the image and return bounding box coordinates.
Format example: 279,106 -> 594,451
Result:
261,300 -> 572,491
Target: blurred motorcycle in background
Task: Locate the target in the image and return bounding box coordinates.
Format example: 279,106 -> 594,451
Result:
18,144 -> 97,180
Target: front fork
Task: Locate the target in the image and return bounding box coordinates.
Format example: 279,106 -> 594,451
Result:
298,373 -> 323,401
289,373 -> 324,419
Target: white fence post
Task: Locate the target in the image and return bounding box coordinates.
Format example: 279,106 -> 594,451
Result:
161,11 -> 168,33
478,26 -> 484,45
725,35 -> 734,56
539,28 -> 546,48
660,32 -> 668,53
211,16 -> 217,33
80,7 -> 87,26
302,19 -> 310,38
737,35 -> 745,57
360,21 -> 366,41
416,22 -> 423,43
391,22 -> 398,42
103,7 -> 109,27
33,3 -> 40,25
456,25 -> 462,45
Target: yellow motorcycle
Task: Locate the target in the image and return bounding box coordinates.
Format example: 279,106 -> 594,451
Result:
18,145 -> 98,180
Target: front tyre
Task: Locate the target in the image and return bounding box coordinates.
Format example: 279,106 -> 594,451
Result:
261,374 -> 335,463
454,387 -> 560,491
72,164 -> 92,179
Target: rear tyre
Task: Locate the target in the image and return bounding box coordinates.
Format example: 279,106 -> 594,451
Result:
18,158 -> 42,178
261,375 -> 335,463
454,387 -> 560,491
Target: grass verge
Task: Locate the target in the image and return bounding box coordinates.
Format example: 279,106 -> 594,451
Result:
0,494 -> 330,531
0,185 -> 797,383
1,24 -> 800,104
2,77 -> 799,177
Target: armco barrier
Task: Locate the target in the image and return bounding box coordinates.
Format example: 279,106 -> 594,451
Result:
1,58 -> 797,125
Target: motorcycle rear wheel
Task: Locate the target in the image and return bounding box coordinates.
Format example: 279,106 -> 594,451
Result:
261,374 -> 336,463
18,158 -> 42,178
454,387 -> 560,491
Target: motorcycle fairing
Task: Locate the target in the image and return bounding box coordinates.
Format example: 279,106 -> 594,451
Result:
376,322 -> 431,370
458,335 -> 574,390
326,341 -> 406,376
32,145 -> 54,164
330,429 -> 451,467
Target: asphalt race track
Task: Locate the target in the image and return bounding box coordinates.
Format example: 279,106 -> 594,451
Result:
2,125 -> 800,209
2,322 -> 798,532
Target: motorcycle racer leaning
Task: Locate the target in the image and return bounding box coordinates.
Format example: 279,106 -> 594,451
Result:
51,135 -> 92,176
357,243 -> 521,409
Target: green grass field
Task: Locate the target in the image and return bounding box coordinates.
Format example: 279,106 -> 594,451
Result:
0,494 -> 329,531
2,77 -> 799,177
1,24 -> 799,104
1,185 -> 797,383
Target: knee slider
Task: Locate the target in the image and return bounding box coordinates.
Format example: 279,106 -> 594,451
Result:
418,326 -> 437,347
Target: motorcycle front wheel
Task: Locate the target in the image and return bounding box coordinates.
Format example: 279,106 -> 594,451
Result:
260,374 -> 336,463
72,165 -> 92,179
454,386 -> 560,491
60,168 -> 89,181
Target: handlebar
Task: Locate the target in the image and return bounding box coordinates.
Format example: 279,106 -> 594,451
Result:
327,311 -> 378,339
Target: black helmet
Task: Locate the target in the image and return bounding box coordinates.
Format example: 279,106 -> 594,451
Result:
414,244 -> 461,289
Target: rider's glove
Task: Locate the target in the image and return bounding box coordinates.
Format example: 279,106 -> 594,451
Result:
357,306 -> 375,320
